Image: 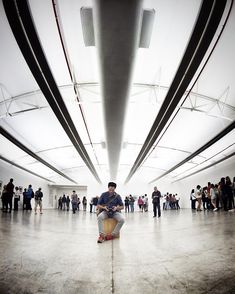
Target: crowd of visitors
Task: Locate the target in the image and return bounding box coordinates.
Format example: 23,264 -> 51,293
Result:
1,178 -> 43,214
190,176 -> 235,212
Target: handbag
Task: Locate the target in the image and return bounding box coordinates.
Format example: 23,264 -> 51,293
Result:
96,193 -> 119,216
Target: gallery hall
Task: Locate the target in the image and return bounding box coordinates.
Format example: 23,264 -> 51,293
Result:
0,0 -> 235,293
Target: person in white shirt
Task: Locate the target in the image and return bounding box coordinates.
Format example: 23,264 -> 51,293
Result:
143,194 -> 148,212
175,194 -> 180,209
195,185 -> 202,211
210,184 -> 218,211
190,189 -> 196,210
14,186 -> 20,211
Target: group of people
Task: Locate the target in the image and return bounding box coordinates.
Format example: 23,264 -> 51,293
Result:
1,178 -> 43,214
162,193 -> 180,210
123,195 -> 146,213
58,193 -> 87,213
190,176 -> 235,212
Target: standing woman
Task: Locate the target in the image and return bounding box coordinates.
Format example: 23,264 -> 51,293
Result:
138,196 -> 144,211
14,186 -> 20,211
195,185 -> 202,211
82,196 -> 87,211
210,184 -> 218,211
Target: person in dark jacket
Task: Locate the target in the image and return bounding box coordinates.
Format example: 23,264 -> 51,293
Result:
66,195 -> 70,211
220,177 -> 228,211
34,188 -> 43,214
62,194 -> 66,210
26,185 -> 34,211
152,186 -> 161,218
6,178 -> 14,213
124,196 -> 130,213
93,196 -> 99,213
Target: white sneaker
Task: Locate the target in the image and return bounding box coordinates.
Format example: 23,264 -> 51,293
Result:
213,208 -> 218,211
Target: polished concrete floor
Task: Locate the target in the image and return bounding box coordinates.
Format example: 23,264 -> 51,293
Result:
0,208 -> 235,294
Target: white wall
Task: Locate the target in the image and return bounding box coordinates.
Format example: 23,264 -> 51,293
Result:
49,185 -> 87,208
0,160 -> 51,208
155,158 -> 235,208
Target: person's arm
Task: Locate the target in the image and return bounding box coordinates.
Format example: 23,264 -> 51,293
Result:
97,195 -> 108,211
112,196 -> 124,211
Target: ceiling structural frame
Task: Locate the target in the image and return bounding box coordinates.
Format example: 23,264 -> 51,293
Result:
3,0 -> 102,184
0,126 -> 77,184
1,82 -> 235,113
148,121 -> 235,184
124,0 -> 228,184
172,151 -> 235,183
0,155 -> 55,183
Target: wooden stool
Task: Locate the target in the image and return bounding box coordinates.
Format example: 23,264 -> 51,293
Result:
103,218 -> 120,237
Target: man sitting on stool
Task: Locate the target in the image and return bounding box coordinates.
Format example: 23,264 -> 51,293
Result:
97,182 -> 125,243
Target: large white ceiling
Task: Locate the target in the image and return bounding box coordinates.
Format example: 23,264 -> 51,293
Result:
0,0 -> 234,185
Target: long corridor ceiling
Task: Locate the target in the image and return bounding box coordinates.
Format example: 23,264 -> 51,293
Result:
0,0 -> 235,185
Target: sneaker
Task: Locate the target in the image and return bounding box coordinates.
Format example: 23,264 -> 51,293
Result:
97,234 -> 105,243
105,234 -> 114,241
213,208 -> 218,211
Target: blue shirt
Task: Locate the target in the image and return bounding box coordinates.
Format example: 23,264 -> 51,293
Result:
98,192 -> 123,208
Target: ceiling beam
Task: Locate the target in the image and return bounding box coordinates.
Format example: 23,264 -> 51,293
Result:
0,126 -> 78,184
149,121 -> 235,184
0,155 -> 55,183
172,151 -> 235,183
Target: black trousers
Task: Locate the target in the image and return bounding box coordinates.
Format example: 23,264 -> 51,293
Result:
222,194 -> 228,211
7,197 -> 13,212
153,203 -> 161,217
191,199 -> 196,210
25,198 -> 32,210
14,198 -> 19,211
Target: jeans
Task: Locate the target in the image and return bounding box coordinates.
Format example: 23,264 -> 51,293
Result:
130,204 -> 134,212
72,202 -> 77,213
97,211 -> 125,235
